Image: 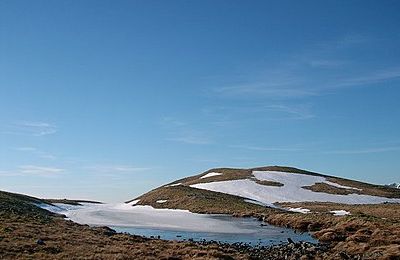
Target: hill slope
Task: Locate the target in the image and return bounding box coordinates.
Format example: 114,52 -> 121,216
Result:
129,166 -> 400,212
127,166 -> 400,259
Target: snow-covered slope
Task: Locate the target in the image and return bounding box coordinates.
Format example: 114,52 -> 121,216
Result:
190,170 -> 400,205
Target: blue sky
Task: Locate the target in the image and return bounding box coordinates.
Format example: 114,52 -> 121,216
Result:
1,1 -> 400,202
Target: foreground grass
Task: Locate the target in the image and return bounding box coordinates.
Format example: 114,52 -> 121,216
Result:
0,215 -> 248,259
271,202 -> 400,258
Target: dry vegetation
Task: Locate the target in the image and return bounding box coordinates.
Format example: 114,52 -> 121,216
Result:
254,180 -> 284,187
303,178 -> 400,198
302,183 -> 358,195
325,177 -> 400,198
0,215 -> 249,260
269,202 -> 400,259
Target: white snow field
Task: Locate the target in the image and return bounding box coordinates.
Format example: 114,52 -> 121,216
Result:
37,202 -> 91,213
40,203 -> 256,233
200,172 -> 223,179
287,207 -> 311,214
330,210 -> 351,216
168,182 -> 182,187
191,171 -> 400,205
128,199 -> 140,205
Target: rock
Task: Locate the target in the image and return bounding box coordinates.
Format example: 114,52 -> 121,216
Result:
36,239 -> 45,245
339,251 -> 350,259
318,231 -> 340,242
287,237 -> 294,244
101,226 -> 116,236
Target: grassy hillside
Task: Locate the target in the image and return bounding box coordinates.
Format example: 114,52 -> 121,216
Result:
131,166 -> 400,217
0,190 -> 57,220
129,185 -> 281,216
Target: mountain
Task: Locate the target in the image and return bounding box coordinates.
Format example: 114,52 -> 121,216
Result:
129,166 -> 400,214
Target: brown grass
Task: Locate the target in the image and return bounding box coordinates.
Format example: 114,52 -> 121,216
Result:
269,202 -> 400,259
134,185 -> 279,216
277,202 -> 400,222
303,183 -> 359,195
254,179 -> 284,187
1,217 -> 250,259
0,213 -> 248,259
325,177 -> 400,198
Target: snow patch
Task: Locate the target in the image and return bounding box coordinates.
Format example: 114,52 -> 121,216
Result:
330,210 -> 351,216
128,199 -> 140,205
156,200 -> 168,203
38,203 -> 257,233
200,172 -> 223,179
36,202 -> 84,213
168,183 -> 182,187
287,207 -> 311,214
190,171 -> 400,205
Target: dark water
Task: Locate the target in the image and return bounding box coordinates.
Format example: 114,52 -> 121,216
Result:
111,215 -> 316,246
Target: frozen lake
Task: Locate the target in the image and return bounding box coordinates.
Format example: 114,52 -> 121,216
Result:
111,215 -> 315,246
40,202 -> 316,246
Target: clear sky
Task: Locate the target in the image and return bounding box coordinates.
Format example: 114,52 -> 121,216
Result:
1,1 -> 400,202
